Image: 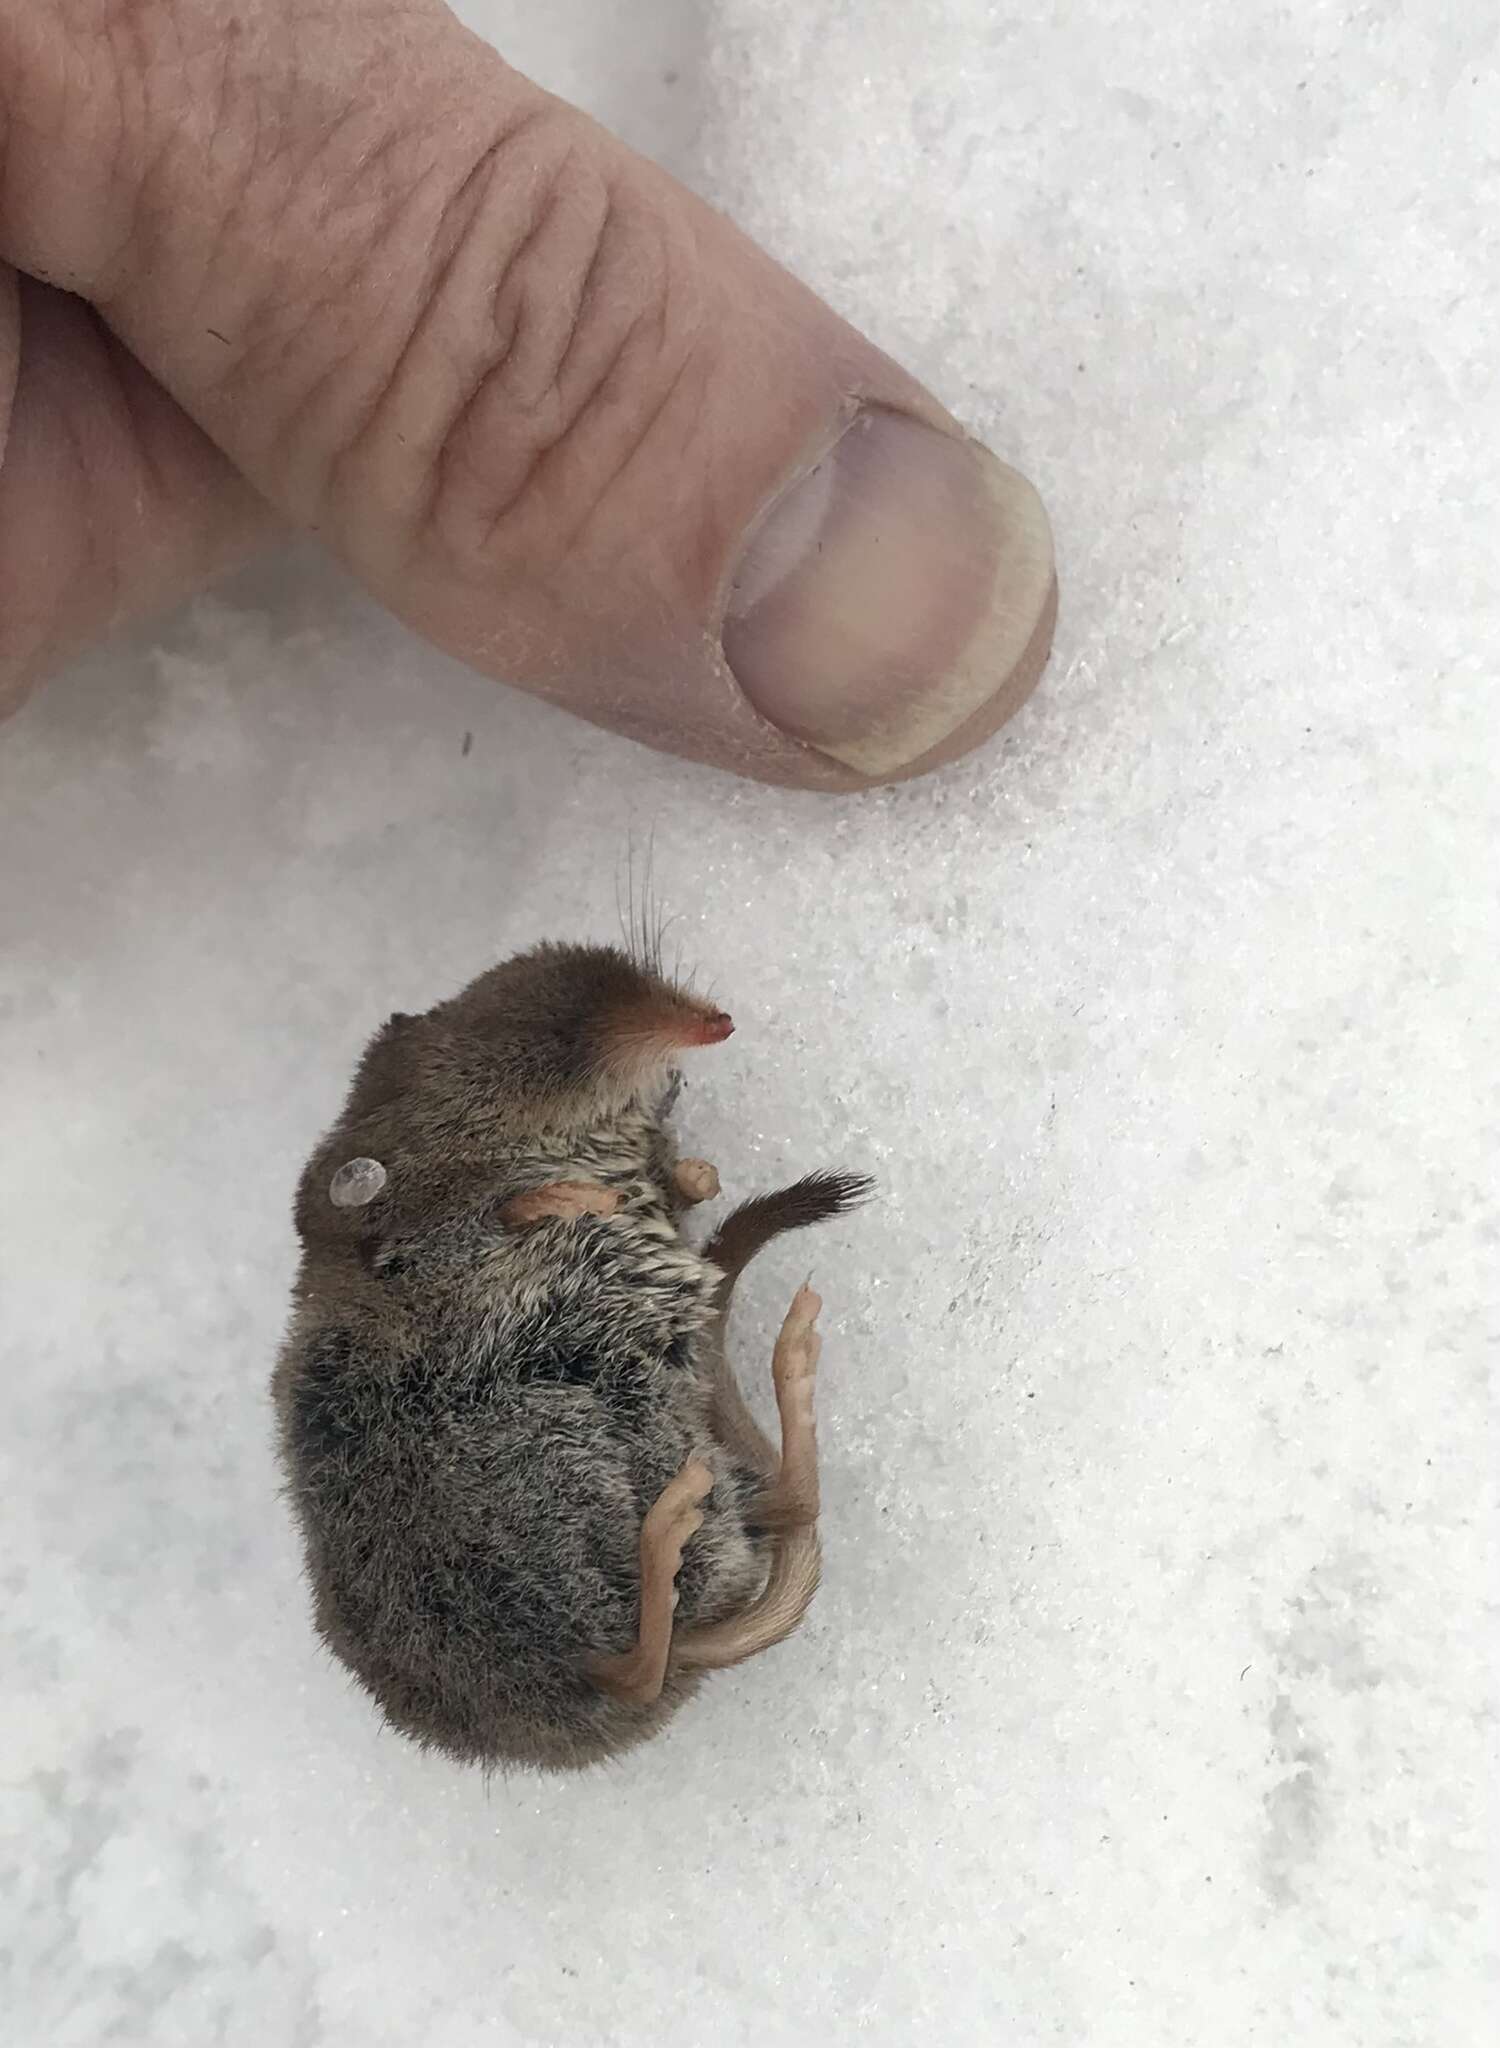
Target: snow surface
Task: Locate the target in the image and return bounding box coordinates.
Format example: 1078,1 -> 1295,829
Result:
4,3 -> 1495,2041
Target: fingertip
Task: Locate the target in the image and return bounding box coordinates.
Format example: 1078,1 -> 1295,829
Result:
722,410 -> 1056,783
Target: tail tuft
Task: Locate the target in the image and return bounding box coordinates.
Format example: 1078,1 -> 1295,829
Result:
702,1171 -> 873,1294
769,1169 -> 875,1225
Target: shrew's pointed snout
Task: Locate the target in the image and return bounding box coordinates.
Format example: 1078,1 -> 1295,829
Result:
597,984 -> 734,1078
688,1009 -> 734,1047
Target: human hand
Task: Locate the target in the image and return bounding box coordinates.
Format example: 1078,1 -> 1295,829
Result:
0,1 -> 1055,788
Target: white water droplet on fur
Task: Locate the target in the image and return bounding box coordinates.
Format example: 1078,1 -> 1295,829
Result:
329,1157 -> 388,1208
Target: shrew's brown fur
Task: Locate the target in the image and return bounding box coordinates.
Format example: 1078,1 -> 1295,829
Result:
273,941 -> 867,1771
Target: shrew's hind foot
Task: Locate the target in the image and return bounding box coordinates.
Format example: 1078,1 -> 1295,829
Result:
586,1460 -> 713,1707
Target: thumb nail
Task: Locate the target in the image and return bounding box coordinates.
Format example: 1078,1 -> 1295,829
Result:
721,408 -> 1056,780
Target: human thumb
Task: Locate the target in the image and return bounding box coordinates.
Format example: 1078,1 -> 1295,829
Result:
0,1 -> 1054,789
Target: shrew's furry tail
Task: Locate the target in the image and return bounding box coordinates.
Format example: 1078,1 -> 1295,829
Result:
699,1171 -> 872,1477
702,1171 -> 873,1307
672,1172 -> 871,1675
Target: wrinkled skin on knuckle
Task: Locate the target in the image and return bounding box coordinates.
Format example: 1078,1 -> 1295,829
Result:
340,122 -> 713,632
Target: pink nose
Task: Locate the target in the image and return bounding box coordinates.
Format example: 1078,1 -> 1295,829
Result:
694,1010 -> 735,1045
